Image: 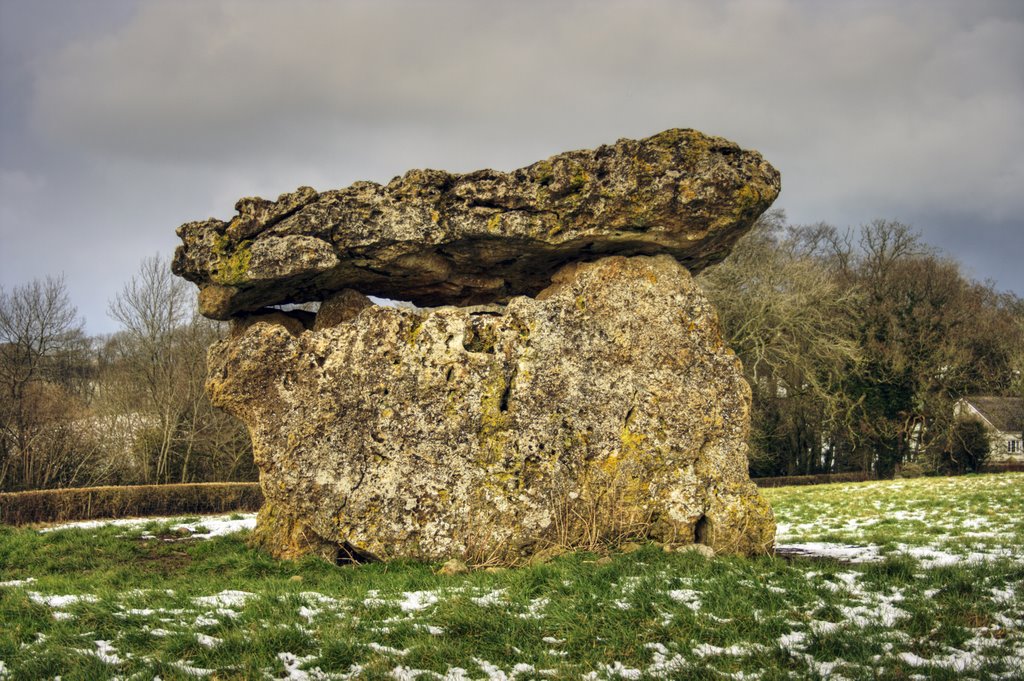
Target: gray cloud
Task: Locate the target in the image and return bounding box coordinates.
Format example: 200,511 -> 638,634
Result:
2,0 -> 1022,333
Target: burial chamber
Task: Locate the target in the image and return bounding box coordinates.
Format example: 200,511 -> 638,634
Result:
173,128 -> 780,564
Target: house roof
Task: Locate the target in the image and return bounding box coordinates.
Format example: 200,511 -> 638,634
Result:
963,395 -> 1024,434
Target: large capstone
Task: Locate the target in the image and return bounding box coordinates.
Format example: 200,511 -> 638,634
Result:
208,255 -> 775,563
174,129 -> 780,319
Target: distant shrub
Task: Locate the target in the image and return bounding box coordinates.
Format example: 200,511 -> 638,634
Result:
753,471 -> 874,488
0,482 -> 262,526
896,462 -> 927,479
937,419 -> 991,475
981,462 -> 1024,473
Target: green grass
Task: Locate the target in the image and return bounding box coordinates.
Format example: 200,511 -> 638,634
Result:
1,474 -> 1023,680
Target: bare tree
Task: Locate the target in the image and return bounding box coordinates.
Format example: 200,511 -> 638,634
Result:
0,276 -> 100,489
107,255 -> 194,482
105,254 -> 253,483
699,212 -> 863,476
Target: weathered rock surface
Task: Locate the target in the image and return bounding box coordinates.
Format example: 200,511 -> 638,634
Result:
174,129 -> 780,319
207,255 -> 775,564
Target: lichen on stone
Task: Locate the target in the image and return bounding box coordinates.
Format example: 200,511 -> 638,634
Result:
209,234 -> 253,286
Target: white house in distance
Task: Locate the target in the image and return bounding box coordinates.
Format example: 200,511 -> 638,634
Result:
954,395 -> 1024,463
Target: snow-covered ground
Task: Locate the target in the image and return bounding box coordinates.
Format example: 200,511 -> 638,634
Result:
2,475 -> 1022,679
768,473 -> 1024,568
4,569 -> 1021,679
36,512 -> 256,539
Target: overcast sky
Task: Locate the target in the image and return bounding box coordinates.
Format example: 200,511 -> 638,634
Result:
1,0 -> 1022,334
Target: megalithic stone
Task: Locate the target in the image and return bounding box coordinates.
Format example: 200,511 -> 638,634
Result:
207,256 -> 776,564
173,129 -> 780,319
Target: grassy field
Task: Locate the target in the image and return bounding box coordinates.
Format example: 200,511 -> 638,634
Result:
1,474 -> 1022,680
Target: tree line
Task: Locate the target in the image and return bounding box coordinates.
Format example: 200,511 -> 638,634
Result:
698,212 -> 1024,478
3,218 -> 1022,492
0,255 -> 255,492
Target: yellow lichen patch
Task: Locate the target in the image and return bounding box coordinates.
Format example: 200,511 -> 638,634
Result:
404,318 -> 425,345
620,427 -> 648,456
677,181 -> 698,203
631,154 -> 656,175
477,368 -> 512,465
210,234 -> 253,285
533,160 -> 554,185
598,452 -> 621,479
568,166 -> 590,193
732,183 -> 763,214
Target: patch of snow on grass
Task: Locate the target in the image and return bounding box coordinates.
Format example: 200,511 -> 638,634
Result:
195,633 -> 221,648
667,589 -> 701,611
26,592 -> 98,608
643,642 -> 690,675
583,661 -> 643,680
368,642 -> 410,657
517,596 -> 549,620
175,516 -> 257,539
471,658 -> 508,681
693,643 -> 767,658
839,601 -> 909,628
471,588 -> 507,607
798,655 -> 842,678
809,620 -> 842,635
898,650 -> 982,673
193,589 -> 255,609
37,512 -> 256,537
778,541 -> 1021,568
390,667 -> 457,681
362,589 -> 389,608
26,590 -> 98,620
776,542 -> 884,563
298,605 -> 321,622
122,607 -> 157,616
277,651 -> 339,680
400,590 -> 439,612
991,585 -> 1015,603
301,592 -> 342,607
74,640 -> 124,665
778,631 -> 807,651
171,660 -> 215,677
899,545 -> 1019,569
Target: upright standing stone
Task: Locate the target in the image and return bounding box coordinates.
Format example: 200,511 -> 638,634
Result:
208,256 -> 775,563
174,128 -> 780,564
